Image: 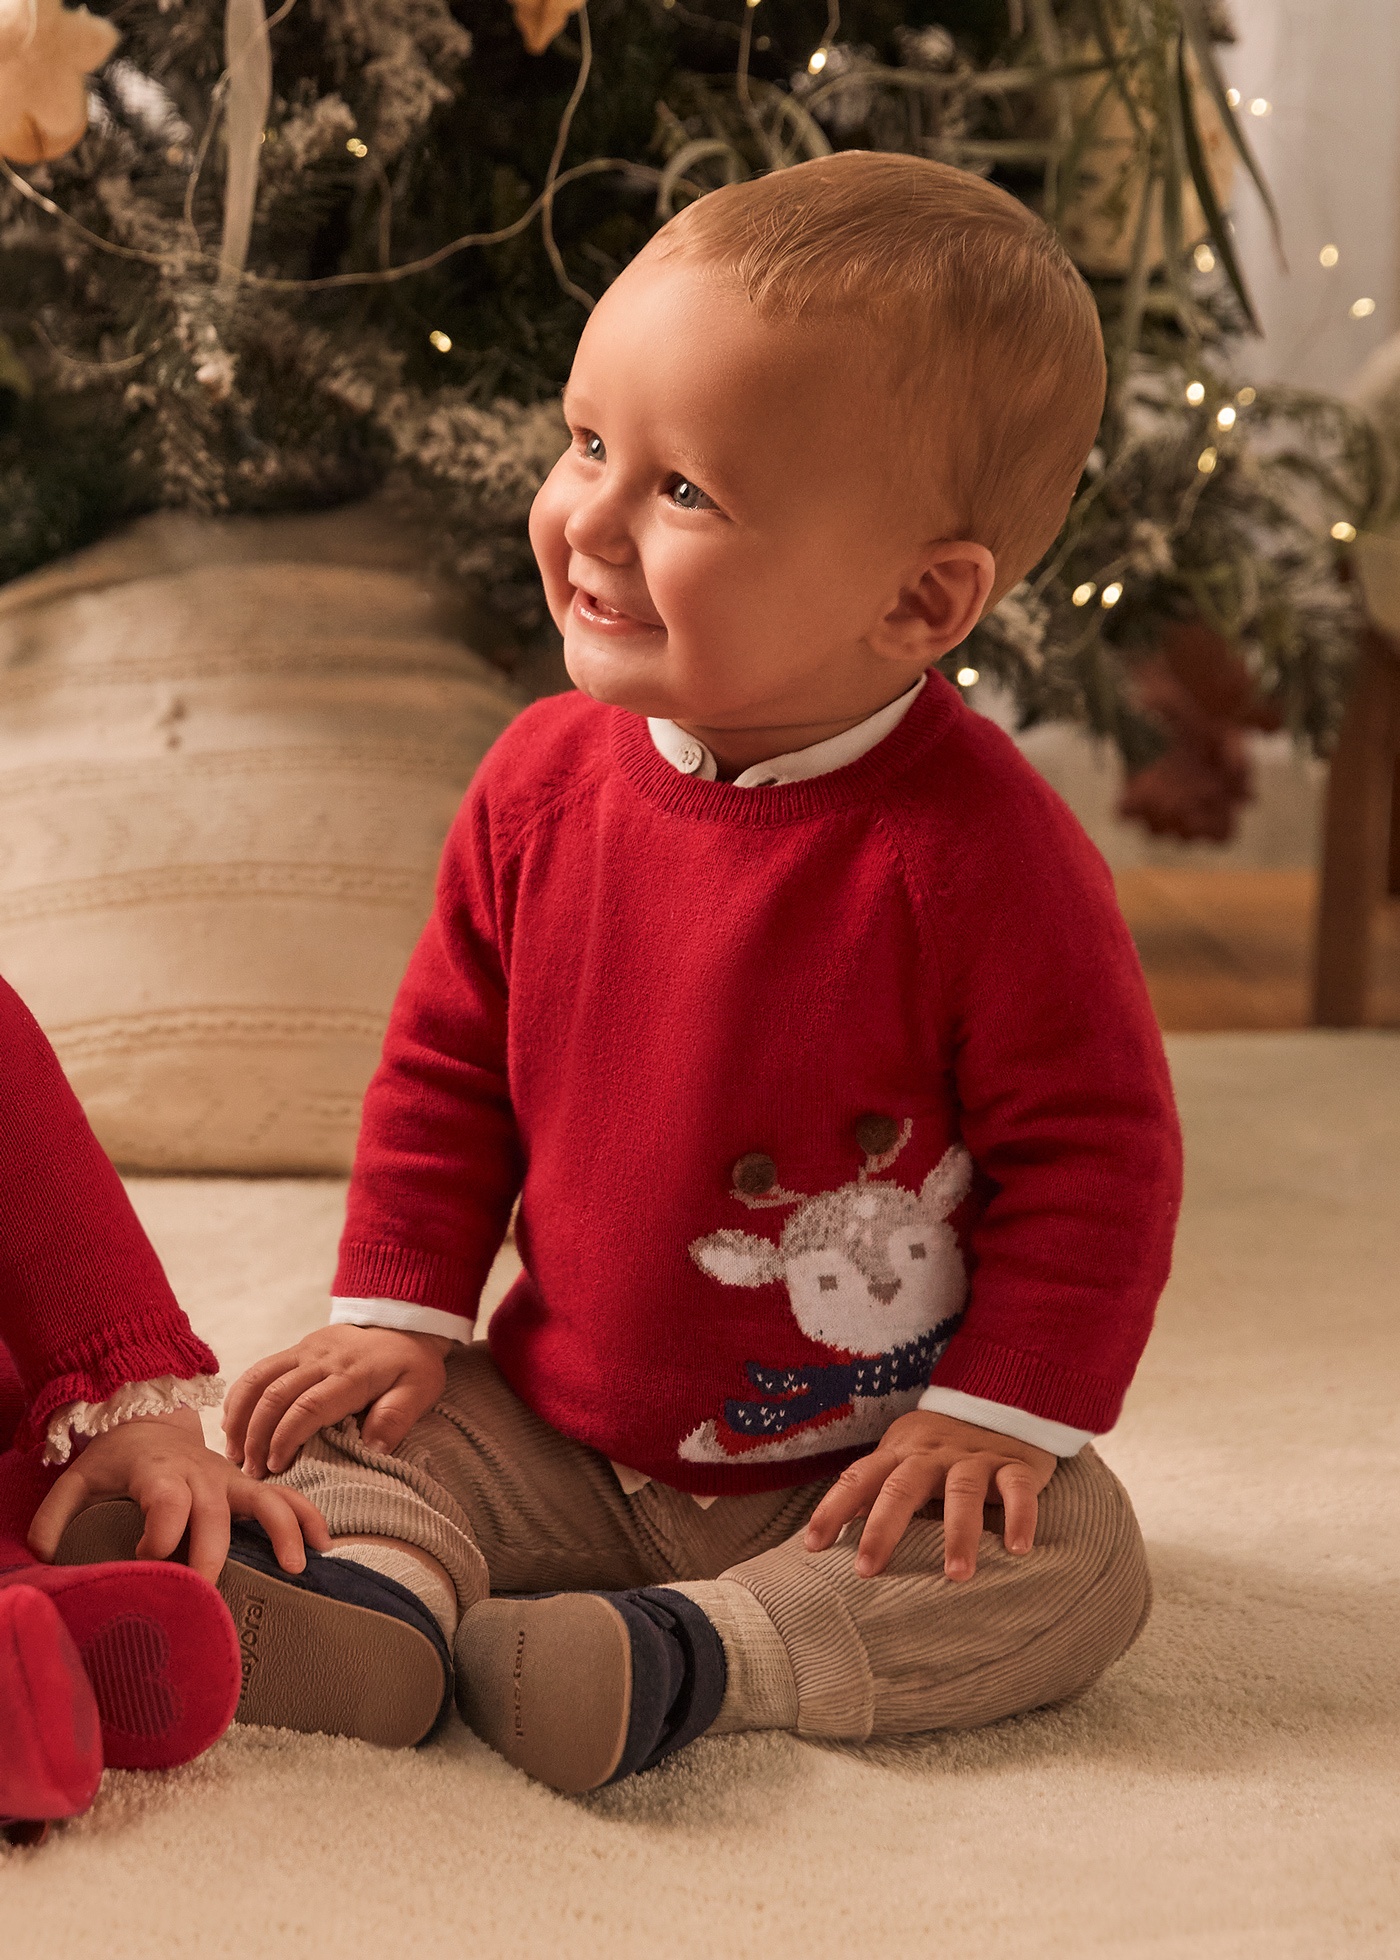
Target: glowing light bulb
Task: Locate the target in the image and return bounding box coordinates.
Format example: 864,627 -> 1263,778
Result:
346,137 -> 368,158
1248,97 -> 1270,117
1100,583 -> 1123,609
1225,87 -> 1241,108
1198,447 -> 1218,475
1319,244 -> 1339,268
956,666 -> 979,687
1236,386 -> 1257,406
808,46 -> 828,72
1193,244 -> 1216,273
1071,582 -> 1096,607
1351,297 -> 1376,318
1185,380 -> 1206,405
1216,404 -> 1237,430
428,330 -> 452,353
1331,520 -> 1358,543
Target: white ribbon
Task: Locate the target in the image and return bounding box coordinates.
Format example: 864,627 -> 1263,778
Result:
218,0 -> 271,297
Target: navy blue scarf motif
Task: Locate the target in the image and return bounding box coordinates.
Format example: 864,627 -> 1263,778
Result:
722,1316 -> 962,1440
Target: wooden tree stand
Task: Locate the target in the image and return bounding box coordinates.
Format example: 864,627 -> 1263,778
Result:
1312,625 -> 1400,1026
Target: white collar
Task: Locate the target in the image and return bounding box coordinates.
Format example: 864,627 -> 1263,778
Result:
647,676 -> 926,787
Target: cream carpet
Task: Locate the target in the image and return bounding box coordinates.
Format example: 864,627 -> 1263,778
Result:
3,1033 -> 1398,1959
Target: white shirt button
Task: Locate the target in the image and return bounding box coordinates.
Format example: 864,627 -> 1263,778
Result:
677,743 -> 705,775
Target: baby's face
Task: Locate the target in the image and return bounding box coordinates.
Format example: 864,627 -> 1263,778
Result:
530,254 -> 930,734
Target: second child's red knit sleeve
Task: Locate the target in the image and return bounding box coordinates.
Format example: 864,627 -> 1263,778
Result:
333,773 -> 522,1329
0,978 -> 219,1457
918,737 -> 1183,1437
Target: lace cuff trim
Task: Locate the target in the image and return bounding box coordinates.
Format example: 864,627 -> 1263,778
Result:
42,1374 -> 226,1467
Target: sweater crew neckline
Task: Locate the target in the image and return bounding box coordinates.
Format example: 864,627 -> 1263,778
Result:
610,670 -> 961,824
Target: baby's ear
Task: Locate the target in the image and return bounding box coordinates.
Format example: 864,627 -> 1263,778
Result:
690,1229 -> 781,1287
921,1144 -> 973,1218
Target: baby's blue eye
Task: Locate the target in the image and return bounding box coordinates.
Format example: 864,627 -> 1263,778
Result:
670,478 -> 712,510
583,433 -> 605,462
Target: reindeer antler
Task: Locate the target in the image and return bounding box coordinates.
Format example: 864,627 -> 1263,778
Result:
729,1151 -> 805,1211
855,1115 -> 913,1180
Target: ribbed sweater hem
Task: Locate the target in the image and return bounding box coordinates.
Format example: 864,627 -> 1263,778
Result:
931,1335 -> 1128,1437
333,1241 -> 483,1322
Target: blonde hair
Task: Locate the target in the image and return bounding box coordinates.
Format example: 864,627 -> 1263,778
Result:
655,152 -> 1106,600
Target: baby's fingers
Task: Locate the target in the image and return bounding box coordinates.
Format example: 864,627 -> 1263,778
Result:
27,1467 -> 94,1562
223,1349 -> 307,1460
942,1458 -> 995,1579
183,1484 -> 233,1584
995,1460 -> 1041,1557
133,1477 -> 195,1562
238,1364 -> 333,1478
359,1376 -> 436,1455
855,1457 -> 944,1576
232,1480 -> 324,1574
803,1451 -> 894,1552
263,1374 -> 371,1476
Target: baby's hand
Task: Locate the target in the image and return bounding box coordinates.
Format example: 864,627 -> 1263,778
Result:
802,1409 -> 1057,1582
223,1325 -> 453,1479
27,1406 -> 329,1583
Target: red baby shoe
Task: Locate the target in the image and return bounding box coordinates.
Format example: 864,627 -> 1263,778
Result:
0,1584 -> 102,1845
0,1561 -> 241,1772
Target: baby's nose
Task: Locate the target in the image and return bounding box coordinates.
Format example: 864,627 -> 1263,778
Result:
868,1278 -> 903,1306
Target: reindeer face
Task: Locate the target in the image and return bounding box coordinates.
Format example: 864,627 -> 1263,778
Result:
691,1140 -> 972,1357
779,1184 -> 961,1350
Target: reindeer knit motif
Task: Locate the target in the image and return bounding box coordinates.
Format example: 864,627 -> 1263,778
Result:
335,677 -> 1183,1496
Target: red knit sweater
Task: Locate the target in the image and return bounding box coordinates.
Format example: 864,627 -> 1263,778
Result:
337,676 -> 1182,1495
0,978 -> 217,1456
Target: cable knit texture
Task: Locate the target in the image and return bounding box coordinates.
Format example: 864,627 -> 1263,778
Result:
0,977 -> 219,1457
336,677 -> 1182,1495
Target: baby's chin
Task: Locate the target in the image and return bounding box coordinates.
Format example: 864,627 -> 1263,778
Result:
562,634 -> 680,718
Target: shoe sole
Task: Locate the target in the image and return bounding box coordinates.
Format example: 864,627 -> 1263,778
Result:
57,1500 -> 444,1749
454,1594 -> 632,1793
2,1551 -> 240,1772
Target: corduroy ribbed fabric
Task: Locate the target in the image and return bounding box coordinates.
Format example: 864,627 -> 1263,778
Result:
334,677 -> 1181,1493
0,981 -> 219,1457
275,1347 -> 1149,1742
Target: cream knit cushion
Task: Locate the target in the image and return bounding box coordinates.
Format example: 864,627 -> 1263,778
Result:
0,503 -> 522,1172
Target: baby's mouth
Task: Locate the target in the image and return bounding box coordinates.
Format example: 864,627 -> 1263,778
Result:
573,588 -> 661,633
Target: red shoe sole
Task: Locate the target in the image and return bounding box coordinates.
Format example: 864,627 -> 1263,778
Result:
0,1585 -> 102,1823
0,1563 -> 241,1771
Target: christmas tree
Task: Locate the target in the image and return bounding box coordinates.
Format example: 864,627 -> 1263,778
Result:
0,0 -> 1383,835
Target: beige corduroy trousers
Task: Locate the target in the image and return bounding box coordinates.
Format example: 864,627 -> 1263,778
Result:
277,1345 -> 1151,1741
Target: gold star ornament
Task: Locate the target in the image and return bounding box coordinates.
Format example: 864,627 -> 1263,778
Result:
0,0 -> 118,164
509,0 -> 585,57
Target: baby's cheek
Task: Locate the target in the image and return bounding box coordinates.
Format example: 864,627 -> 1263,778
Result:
528,473 -> 573,610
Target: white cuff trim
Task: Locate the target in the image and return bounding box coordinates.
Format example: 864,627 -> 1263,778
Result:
329,1297 -> 475,1344
917,1387 -> 1094,1457
43,1373 -> 226,1467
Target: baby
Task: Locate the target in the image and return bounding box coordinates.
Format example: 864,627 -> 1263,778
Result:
67,152 -> 1181,1785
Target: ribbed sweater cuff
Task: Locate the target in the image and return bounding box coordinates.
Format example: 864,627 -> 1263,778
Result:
930,1333 -> 1128,1437
14,1321 -> 221,1459
334,1241 -> 489,1320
